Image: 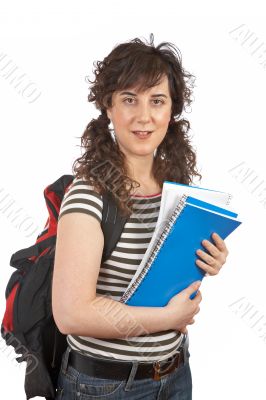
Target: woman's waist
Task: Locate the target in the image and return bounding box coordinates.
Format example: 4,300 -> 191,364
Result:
67,331 -> 184,362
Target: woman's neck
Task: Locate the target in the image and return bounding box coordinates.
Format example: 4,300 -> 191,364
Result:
129,178 -> 162,196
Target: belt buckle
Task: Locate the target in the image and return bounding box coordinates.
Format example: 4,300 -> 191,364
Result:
152,351 -> 181,381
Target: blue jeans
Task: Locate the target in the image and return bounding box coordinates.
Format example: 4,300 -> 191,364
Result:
55,345 -> 192,399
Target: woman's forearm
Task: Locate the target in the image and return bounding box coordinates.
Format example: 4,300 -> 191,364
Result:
61,295 -> 173,339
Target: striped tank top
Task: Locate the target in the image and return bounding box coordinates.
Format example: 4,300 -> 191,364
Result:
58,176 -> 184,362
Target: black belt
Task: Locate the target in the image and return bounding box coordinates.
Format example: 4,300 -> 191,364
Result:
67,337 -> 188,381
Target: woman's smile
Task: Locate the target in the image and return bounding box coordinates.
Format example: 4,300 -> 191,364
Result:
132,130 -> 153,139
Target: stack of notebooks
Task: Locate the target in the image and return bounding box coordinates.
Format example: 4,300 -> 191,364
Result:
119,181 -> 242,307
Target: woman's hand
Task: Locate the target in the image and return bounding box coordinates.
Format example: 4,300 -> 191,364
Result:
165,281 -> 202,334
195,232 -> 229,276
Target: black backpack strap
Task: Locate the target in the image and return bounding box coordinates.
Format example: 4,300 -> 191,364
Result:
9,236 -> 56,268
101,191 -> 128,262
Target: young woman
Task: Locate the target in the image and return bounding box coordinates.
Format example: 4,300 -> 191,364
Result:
52,33 -> 229,399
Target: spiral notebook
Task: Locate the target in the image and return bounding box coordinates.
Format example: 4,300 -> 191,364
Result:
119,194 -> 242,307
133,181 -> 234,289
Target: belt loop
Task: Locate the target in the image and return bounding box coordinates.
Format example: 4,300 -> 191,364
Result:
124,361 -> 138,391
62,346 -> 71,375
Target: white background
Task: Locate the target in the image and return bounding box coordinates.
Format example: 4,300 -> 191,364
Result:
0,1 -> 266,399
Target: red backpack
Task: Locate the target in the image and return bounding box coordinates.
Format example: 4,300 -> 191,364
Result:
1,174 -> 128,400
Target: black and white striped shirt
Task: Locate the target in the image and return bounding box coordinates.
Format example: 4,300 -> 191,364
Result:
58,176 -> 184,362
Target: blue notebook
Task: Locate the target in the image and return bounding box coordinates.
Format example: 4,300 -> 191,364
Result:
119,194 -> 242,307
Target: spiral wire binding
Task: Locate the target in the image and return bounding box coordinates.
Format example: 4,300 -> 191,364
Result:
119,194 -> 188,304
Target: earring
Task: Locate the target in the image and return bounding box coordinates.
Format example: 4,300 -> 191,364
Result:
108,121 -> 117,143
109,120 -> 114,130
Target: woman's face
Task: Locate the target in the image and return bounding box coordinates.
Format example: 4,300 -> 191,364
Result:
106,74 -> 172,159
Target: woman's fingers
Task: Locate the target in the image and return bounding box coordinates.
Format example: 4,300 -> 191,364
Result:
179,326 -> 188,334
179,311 -> 199,333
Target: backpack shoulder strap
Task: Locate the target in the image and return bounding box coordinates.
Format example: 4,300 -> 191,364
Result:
101,190 -> 128,263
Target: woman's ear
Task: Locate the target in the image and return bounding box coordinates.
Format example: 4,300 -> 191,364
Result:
106,109 -> 111,121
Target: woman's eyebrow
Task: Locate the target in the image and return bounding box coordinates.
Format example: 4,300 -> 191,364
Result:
119,91 -> 168,98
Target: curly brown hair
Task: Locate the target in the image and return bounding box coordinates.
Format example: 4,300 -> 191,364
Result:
72,33 -> 202,217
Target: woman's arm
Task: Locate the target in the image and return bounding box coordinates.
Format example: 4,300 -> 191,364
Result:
60,294 -> 171,338
52,212 -> 172,339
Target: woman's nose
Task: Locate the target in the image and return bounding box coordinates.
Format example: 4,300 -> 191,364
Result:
135,103 -> 152,123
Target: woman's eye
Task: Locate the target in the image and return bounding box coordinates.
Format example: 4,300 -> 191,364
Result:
124,98 -> 135,104
123,98 -> 164,105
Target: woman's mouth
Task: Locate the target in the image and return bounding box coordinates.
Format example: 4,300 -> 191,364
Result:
132,131 -> 153,139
